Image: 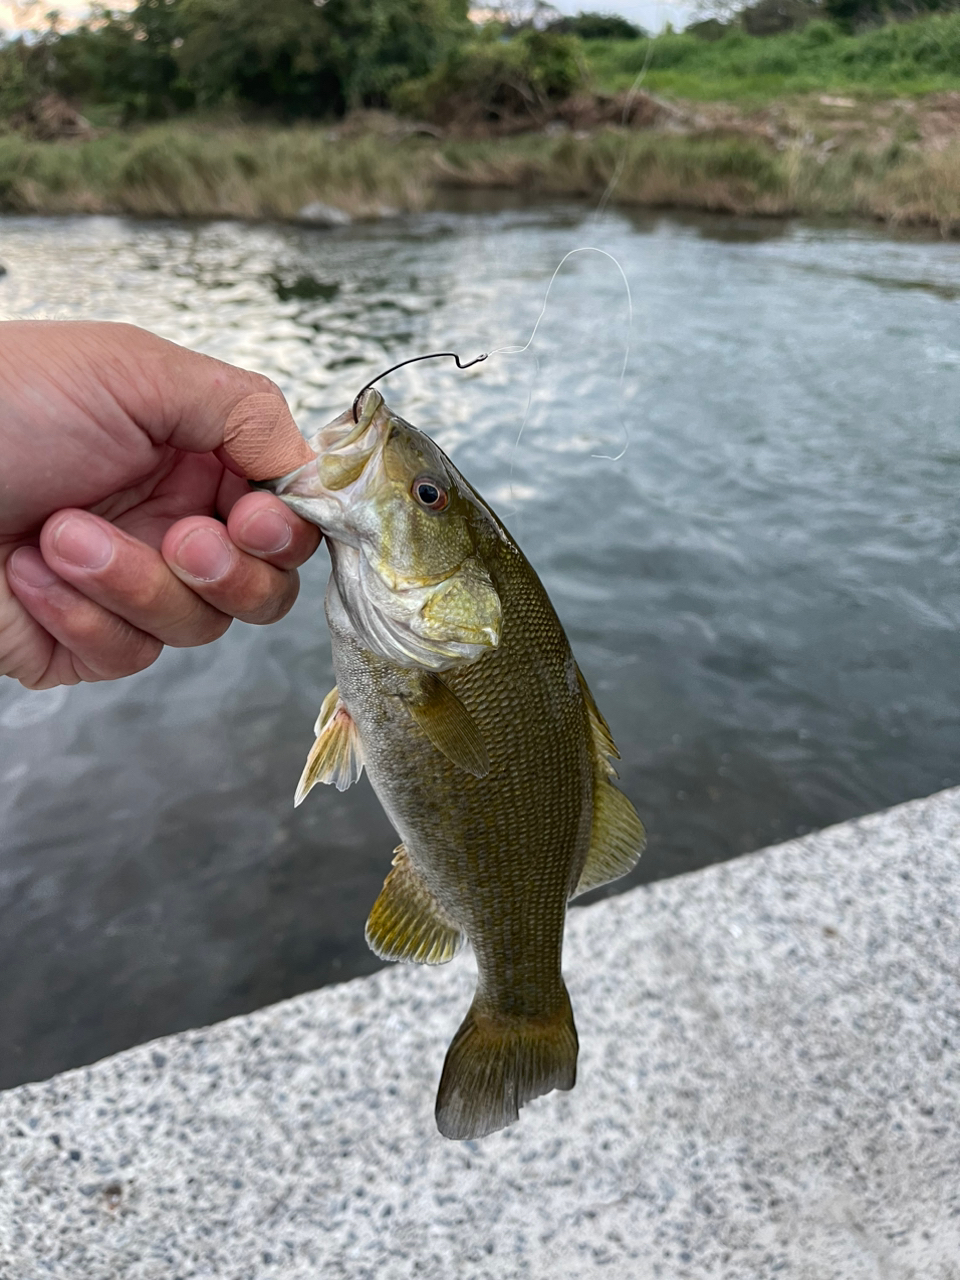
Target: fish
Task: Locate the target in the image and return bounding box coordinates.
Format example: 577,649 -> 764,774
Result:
263,388 -> 644,1140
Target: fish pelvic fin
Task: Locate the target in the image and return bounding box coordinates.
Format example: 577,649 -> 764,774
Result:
294,687 -> 364,806
402,674 -> 490,779
365,845 -> 465,966
435,989 -> 578,1141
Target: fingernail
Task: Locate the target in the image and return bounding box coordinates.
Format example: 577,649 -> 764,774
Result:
236,508 -> 293,556
51,515 -> 113,571
174,528 -> 233,581
9,547 -> 60,589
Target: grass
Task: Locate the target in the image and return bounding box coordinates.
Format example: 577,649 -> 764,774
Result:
584,13 -> 960,101
0,124 -> 432,219
437,130 -> 960,232
1,95 -> 959,235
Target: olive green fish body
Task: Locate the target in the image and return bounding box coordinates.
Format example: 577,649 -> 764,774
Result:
269,390 -> 644,1140
328,523 -> 593,1015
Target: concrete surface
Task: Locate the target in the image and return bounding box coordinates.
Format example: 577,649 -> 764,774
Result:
1,788 -> 958,1280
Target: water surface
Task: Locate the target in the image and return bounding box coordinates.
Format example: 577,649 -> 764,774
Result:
1,205 -> 958,1088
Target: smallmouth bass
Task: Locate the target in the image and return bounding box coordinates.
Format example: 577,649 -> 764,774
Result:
264,389 -> 644,1140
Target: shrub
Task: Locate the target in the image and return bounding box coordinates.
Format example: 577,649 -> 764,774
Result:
394,29 -> 585,128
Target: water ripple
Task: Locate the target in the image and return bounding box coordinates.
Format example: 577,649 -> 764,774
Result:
1,205 -> 958,1085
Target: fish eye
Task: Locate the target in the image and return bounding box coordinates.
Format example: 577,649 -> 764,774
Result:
412,477 -> 449,512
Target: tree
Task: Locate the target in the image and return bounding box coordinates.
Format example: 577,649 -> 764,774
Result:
8,0 -> 469,122
53,2 -> 193,120
175,0 -> 469,115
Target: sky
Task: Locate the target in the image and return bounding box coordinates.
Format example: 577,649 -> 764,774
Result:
1,0 -> 700,35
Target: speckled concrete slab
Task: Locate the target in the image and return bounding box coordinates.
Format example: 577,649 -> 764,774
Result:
1,789 -> 958,1280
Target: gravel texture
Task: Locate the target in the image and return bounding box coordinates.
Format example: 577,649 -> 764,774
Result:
1,788 -> 958,1279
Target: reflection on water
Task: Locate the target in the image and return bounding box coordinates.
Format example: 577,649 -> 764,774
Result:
1,205 -> 959,1088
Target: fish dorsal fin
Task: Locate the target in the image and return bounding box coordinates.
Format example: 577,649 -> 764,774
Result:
576,664 -> 619,776
294,686 -> 364,805
571,665 -> 645,898
402,674 -> 490,779
365,845 -> 465,966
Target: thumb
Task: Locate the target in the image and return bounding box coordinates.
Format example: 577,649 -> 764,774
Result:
220,393 -> 317,481
107,323 -> 317,480
30,321 -> 316,482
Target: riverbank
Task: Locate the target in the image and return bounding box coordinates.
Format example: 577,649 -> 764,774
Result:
1,91 -> 960,232
2,785 -> 957,1277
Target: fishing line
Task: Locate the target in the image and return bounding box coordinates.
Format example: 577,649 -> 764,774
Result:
592,34 -> 657,222
486,246 -> 634,464
349,20 -> 667,464
351,248 -> 633,466
499,20 -> 661,466
478,22 -> 666,468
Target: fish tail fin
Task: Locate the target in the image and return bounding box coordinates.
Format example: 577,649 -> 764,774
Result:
434,988 -> 578,1141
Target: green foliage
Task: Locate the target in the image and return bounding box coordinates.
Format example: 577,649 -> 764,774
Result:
585,10 -> 960,99
3,0 -> 468,123
52,2 -> 193,121
173,0 -> 336,112
5,0 -> 960,129
0,22 -> 64,122
0,45 -> 33,121
175,0 -> 466,114
393,28 -> 585,125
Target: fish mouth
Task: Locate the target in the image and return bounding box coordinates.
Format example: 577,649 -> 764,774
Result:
311,388 -> 386,463
256,389 -> 389,534
259,388 -> 502,670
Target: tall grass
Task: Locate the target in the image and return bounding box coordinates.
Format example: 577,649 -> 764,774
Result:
0,121 -> 958,234
437,132 -> 960,232
0,126 -> 431,218
586,13 -> 960,100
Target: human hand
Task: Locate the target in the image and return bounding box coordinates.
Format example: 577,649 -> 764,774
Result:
1,320 -> 321,689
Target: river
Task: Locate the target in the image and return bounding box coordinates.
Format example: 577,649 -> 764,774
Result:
1,202 -> 958,1088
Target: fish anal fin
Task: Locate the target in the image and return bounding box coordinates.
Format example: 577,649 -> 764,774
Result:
295,689 -> 364,805
435,989 -> 579,1141
572,777 -> 646,898
403,674 -> 489,779
365,845 -> 464,966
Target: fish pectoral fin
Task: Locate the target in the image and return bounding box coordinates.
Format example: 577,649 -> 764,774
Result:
571,777 -> 646,898
312,684 -> 341,737
294,688 -> 364,805
435,988 -> 579,1141
365,845 -> 465,966
401,675 -> 490,779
